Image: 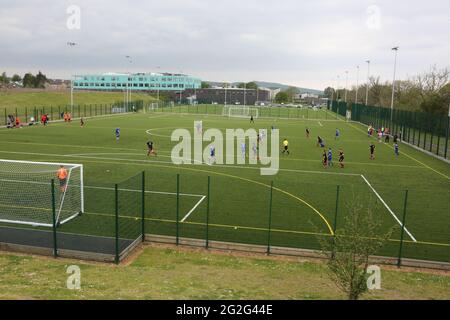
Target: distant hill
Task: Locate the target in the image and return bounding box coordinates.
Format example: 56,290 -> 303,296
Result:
205,80 -> 323,95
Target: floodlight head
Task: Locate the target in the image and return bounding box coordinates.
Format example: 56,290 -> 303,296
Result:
391,46 -> 399,51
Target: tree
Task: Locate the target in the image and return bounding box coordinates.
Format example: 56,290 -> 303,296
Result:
285,86 -> 298,102
11,74 -> 22,82
317,196 -> 394,300
275,91 -> 289,103
245,82 -> 258,90
0,72 -> 9,84
22,73 -> 36,88
201,81 -> 210,89
34,71 -> 47,88
324,87 -> 335,99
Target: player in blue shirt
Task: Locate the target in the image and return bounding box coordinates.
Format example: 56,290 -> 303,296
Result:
327,148 -> 333,167
335,128 -> 340,140
394,143 -> 399,156
208,145 -> 216,165
115,128 -> 120,141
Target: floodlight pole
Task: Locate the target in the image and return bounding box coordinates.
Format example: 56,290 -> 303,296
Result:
330,77 -> 335,103
336,75 -> 340,101
67,42 -> 77,114
365,60 -> 370,105
390,47 -> 399,122
244,82 -> 246,107
355,65 -> 360,104
224,83 -> 227,106
344,70 -> 349,102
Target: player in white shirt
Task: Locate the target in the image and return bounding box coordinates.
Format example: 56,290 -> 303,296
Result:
241,142 -> 246,160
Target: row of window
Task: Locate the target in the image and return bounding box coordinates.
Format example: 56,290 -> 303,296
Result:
80,76 -> 196,83
74,82 -> 194,88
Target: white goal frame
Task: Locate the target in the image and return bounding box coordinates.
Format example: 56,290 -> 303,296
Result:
223,106 -> 259,119
0,159 -> 84,227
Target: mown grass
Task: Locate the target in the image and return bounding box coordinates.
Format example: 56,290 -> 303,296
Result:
0,246 -> 449,300
0,91 -> 157,110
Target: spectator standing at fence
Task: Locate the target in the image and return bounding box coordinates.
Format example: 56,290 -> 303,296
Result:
41,114 -> 47,126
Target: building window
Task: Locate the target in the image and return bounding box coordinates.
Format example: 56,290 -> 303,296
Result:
145,83 -> 149,87
139,83 -> 144,87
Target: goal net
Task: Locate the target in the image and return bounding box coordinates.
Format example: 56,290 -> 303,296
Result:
222,106 -> 259,118
0,160 -> 84,227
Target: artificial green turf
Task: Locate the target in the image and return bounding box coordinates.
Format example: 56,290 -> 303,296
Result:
0,106 -> 448,262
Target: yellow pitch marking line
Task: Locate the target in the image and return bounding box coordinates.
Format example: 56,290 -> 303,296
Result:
83,211 -> 450,248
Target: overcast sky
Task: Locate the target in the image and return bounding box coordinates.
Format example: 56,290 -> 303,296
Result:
0,0 -> 449,90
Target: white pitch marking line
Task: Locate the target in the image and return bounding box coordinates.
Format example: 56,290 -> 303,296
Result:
361,174 -> 417,242
0,150 -> 361,177
181,195 -> 206,222
318,121 -> 323,127
0,178 -> 205,198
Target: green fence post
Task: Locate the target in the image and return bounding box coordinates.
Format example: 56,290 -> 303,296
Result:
141,171 -> 146,242
444,115 -> 450,159
397,190 -> 409,267
333,185 -> 340,234
206,176 -> 210,249
115,184 -> 119,264
176,174 -> 180,246
267,181 -> 274,255
423,131 -> 427,150
51,179 -> 58,258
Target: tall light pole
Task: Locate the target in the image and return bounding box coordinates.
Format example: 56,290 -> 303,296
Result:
365,60 -> 370,105
336,75 -> 340,101
156,66 -> 161,102
390,47 -> 399,121
330,77 -> 335,104
67,42 -> 77,113
243,82 -> 246,107
224,83 -> 227,106
344,70 -> 349,102
125,56 -> 133,108
355,65 -> 360,104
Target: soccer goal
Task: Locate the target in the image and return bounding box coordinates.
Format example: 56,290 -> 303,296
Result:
0,160 -> 84,227
223,106 -> 259,119
147,102 -> 160,112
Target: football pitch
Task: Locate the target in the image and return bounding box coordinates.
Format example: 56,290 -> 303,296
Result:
0,105 -> 449,263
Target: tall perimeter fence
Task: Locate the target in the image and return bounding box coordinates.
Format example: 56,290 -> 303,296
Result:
146,101 -> 337,120
0,172 -> 145,263
1,100 -> 145,126
330,100 -> 450,160
1,171 -> 449,269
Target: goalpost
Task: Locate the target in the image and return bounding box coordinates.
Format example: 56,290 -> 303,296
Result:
222,106 -> 259,119
0,160 -> 84,227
